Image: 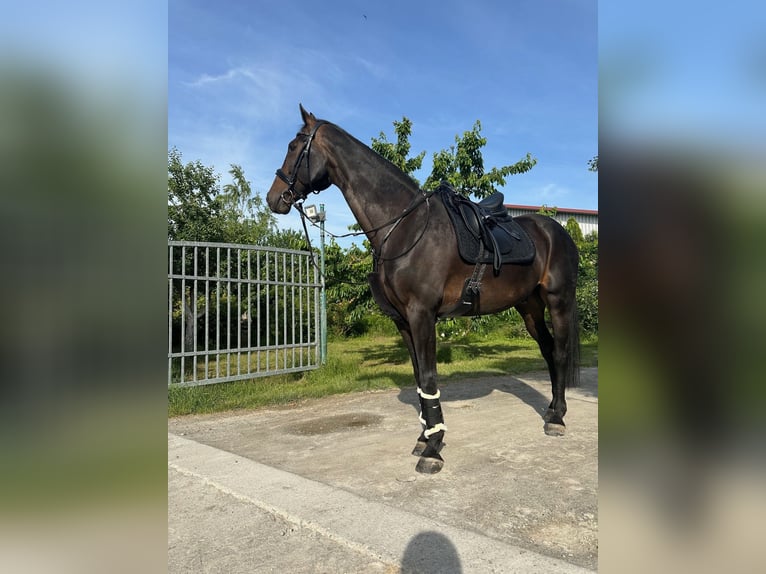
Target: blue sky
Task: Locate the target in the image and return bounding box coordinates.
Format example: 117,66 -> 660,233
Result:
599,1 -> 766,146
169,0 -> 597,243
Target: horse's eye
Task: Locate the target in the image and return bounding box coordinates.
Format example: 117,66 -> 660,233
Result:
288,142 -> 297,152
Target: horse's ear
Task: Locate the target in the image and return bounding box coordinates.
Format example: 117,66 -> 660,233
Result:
299,104 -> 316,126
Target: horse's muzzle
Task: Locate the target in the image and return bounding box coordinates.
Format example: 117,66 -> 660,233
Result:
267,188 -> 293,214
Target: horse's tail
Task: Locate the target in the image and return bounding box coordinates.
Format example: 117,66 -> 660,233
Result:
566,301 -> 581,388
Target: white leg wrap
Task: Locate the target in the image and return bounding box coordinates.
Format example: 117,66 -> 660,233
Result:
423,423 -> 448,438
417,388 -> 446,437
417,388 -> 440,400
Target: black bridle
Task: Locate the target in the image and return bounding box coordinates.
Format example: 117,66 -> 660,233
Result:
276,118 -> 434,270
275,120 -> 329,206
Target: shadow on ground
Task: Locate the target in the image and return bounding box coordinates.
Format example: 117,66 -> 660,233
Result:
395,375 -> 550,422
356,337 -> 597,422
401,531 -> 462,574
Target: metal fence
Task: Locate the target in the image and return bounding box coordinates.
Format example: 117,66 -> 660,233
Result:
168,241 -> 322,387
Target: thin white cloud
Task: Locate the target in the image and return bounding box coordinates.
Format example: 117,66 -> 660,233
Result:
180,60 -> 334,125
184,66 -> 257,88
353,56 -> 387,80
539,183 -> 571,200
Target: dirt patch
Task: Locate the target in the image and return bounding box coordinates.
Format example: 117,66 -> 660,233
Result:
289,412 -> 384,435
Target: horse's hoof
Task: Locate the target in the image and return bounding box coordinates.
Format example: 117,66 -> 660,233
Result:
544,422 -> 566,436
416,456 -> 444,474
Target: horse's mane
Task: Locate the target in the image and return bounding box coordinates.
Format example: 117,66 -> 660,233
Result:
313,119 -> 421,194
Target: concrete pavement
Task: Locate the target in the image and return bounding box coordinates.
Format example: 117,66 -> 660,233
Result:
169,368 -> 598,573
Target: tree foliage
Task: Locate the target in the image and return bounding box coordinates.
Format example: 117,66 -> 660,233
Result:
564,218 -> 598,335
565,216 -> 585,244
220,164 -> 278,243
537,204 -> 558,217
424,120 -> 537,199
168,148 -> 277,244
370,117 -> 425,183
324,239 -> 377,336
168,147 -> 224,241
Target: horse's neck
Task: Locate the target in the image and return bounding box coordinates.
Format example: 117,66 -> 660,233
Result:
324,127 -> 420,243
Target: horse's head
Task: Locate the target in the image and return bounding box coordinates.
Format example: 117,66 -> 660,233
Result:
267,104 -> 332,214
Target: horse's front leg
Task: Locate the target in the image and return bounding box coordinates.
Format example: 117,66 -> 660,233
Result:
393,319 -> 430,458
407,309 -> 446,474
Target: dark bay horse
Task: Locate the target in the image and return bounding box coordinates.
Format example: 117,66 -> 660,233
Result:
267,105 -> 580,474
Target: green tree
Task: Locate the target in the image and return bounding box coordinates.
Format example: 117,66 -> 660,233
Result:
267,227 -> 310,251
370,117 -> 425,183
565,217 -> 585,245
324,239 -> 377,336
221,164 -> 251,216
168,147 -> 224,241
168,149 -> 276,245
221,164 -> 277,244
588,155 -> 598,172
424,120 -> 537,199
576,231 -> 598,335
537,205 -> 558,217
563,218 -> 598,335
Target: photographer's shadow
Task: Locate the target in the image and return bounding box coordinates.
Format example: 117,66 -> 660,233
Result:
401,531 -> 462,574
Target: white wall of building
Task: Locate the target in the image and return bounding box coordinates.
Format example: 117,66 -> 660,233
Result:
506,206 -> 598,236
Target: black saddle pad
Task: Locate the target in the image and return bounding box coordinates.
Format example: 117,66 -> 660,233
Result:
437,185 -> 536,271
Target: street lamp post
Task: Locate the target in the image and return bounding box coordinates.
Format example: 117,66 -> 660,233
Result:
318,204 -> 327,365
305,203 -> 327,365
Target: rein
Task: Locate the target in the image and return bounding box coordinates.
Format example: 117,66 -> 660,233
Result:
374,189 -> 433,263
295,188 -> 434,269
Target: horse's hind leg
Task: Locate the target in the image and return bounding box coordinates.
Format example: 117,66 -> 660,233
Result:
516,292 -> 568,435
544,286 -> 581,436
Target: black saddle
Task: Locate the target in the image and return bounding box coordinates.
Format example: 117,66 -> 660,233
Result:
437,183 -> 535,274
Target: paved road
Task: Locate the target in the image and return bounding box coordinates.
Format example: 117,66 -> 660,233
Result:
169,368 -> 598,573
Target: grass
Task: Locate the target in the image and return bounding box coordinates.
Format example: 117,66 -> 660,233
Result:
168,332 -> 598,417
169,346 -> 317,385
